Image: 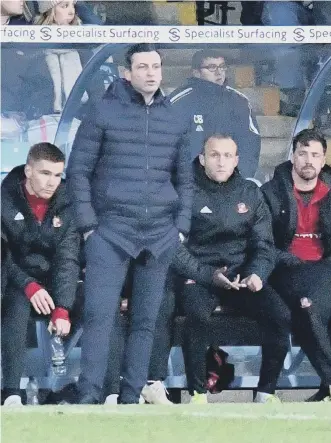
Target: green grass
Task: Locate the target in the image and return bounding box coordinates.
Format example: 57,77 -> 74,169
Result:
2,404 -> 331,443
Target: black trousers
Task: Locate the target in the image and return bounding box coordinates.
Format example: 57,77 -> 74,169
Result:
1,287 -> 42,397
78,231 -> 176,404
271,260 -> 331,386
181,283 -> 291,395
148,275 -> 176,382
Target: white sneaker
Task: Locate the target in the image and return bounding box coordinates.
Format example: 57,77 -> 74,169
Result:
254,392 -> 281,404
3,395 -> 23,407
141,381 -> 173,405
104,394 -> 119,405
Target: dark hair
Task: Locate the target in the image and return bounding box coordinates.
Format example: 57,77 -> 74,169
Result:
292,128 -> 327,154
124,43 -> 161,70
27,142 -> 65,164
191,49 -> 225,70
203,133 -> 237,152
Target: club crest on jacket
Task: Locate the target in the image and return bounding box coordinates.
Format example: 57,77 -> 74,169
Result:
52,216 -> 62,228
237,203 -> 249,214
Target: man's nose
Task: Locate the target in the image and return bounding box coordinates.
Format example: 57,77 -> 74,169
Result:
218,156 -> 225,166
305,155 -> 313,164
47,177 -> 56,187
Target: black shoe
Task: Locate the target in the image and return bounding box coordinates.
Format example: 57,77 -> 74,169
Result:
306,385 -> 330,402
41,383 -> 79,405
78,394 -> 100,405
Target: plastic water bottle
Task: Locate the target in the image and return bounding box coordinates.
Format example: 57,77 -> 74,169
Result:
51,335 -> 67,376
26,377 -> 39,405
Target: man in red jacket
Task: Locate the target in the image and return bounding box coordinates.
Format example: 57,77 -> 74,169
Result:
1,142 -> 80,406
262,129 -> 331,402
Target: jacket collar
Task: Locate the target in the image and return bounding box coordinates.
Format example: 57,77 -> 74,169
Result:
194,158 -> 242,193
294,179 -> 330,206
104,78 -> 170,107
186,76 -> 226,92
273,160 -> 331,190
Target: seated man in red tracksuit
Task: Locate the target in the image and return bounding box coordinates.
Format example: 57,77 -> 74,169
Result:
1,142 -> 80,406
262,128 -> 331,402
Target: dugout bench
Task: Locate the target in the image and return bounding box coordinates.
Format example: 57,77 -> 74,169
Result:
16,288 -> 321,401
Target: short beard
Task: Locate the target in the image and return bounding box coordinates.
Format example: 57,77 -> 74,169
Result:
298,168 -> 317,181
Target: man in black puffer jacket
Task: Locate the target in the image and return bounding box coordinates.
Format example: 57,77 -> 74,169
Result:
1,142 -> 80,406
66,43 -> 192,405
262,129 -> 331,402
171,133 -> 290,404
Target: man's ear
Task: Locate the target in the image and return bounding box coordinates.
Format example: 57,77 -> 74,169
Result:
24,164 -> 32,179
123,68 -> 131,82
199,153 -> 205,167
290,152 -> 294,164
192,69 -> 201,79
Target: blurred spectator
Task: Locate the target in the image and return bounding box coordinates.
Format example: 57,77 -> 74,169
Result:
35,0 -> 81,25
240,1 -> 263,25
26,2 -> 105,117
21,45 -> 105,118
1,0 -> 30,25
1,143 -> 80,407
75,1 -> 103,25
24,0 -> 101,24
90,0 -> 157,25
263,129 -> 331,402
66,43 -> 192,405
1,41 -> 105,147
171,133 -> 290,404
1,45 -> 31,115
261,1 -> 331,116
169,49 -> 261,178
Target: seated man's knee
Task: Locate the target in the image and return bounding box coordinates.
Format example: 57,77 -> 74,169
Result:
185,307 -> 213,329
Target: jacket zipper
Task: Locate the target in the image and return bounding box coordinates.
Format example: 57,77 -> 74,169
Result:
145,105 -> 150,220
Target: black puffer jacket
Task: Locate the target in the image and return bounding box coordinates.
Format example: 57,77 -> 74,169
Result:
262,161 -> 331,266
1,166 -> 81,310
171,160 -> 275,286
67,78 -> 192,258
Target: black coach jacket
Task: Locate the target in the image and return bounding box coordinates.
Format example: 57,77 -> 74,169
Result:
172,159 -> 275,286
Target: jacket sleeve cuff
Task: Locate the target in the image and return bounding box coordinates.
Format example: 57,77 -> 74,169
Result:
51,307 -> 70,323
25,282 -> 43,300
176,216 -> 191,236
197,265 -> 218,287
242,266 -> 271,285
